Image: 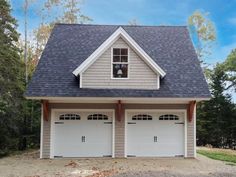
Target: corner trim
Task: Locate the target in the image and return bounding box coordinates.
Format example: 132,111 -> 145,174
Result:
40,103 -> 43,158
80,73 -> 83,88
193,103 -> 197,158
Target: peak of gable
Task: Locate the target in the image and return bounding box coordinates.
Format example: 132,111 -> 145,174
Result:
72,26 -> 166,77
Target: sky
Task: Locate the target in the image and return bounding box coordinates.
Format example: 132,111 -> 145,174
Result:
10,0 -> 236,100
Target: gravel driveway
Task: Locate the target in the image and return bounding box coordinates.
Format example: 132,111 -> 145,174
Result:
0,150 -> 235,177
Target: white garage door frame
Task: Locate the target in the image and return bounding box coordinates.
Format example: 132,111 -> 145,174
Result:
124,109 -> 187,157
50,109 -> 115,158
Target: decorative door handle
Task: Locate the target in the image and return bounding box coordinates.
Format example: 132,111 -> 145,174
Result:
82,136 -> 85,142
154,136 -> 157,142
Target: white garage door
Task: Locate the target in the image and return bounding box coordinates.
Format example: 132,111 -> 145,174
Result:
126,111 -> 185,157
53,110 -> 113,158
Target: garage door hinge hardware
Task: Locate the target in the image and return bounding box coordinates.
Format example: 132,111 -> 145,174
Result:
127,155 -> 136,157
175,122 -> 184,125
103,155 -> 112,157
128,122 -> 136,124
55,122 -> 64,124
154,136 -> 158,142
104,122 -> 112,124
82,136 -> 85,142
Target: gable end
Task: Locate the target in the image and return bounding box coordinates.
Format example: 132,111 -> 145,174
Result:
72,27 -> 166,78
82,37 -> 160,90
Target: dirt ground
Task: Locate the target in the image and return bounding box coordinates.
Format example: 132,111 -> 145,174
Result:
0,150 -> 236,177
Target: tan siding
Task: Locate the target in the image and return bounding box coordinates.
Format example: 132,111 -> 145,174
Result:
49,103 -> 116,109
82,37 -> 158,89
41,110 -> 51,158
115,110 -> 125,157
186,104 -> 196,158
187,119 -> 194,157
42,103 -> 195,158
124,104 -> 188,109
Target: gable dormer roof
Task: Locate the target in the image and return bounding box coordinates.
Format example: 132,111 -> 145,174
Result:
72,27 -> 166,77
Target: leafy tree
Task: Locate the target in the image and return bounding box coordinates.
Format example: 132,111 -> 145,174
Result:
223,49 -> 236,91
197,64 -> 236,148
0,0 -> 41,156
188,10 -> 216,62
31,0 -> 92,69
0,0 -> 24,156
128,19 -> 139,26
42,0 -> 92,24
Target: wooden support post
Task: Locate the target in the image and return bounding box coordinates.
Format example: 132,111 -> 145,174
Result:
42,100 -> 49,121
116,100 -> 123,122
187,101 -> 196,122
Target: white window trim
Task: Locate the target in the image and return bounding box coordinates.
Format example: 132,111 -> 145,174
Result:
72,27 -> 166,78
111,47 -> 130,79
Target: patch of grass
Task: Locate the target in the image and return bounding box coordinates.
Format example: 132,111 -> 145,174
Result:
225,162 -> 236,166
0,148 -> 39,159
198,149 -> 236,164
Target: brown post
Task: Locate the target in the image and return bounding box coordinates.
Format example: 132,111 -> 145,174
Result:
116,100 -> 123,122
187,101 -> 196,122
42,100 -> 49,121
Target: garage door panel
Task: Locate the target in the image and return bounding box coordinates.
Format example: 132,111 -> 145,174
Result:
53,111 -> 113,158
127,111 -> 185,157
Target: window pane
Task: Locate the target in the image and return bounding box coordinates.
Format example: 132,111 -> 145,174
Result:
121,48 -> 128,55
113,48 -> 120,55
113,55 -> 120,62
113,64 -> 128,78
113,64 -> 121,78
121,56 -> 128,62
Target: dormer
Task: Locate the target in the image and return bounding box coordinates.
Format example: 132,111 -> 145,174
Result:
72,27 -> 166,90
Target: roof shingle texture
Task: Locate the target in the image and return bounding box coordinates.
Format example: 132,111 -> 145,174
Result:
25,24 -> 210,98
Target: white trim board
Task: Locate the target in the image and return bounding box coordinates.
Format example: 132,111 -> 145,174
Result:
193,103 -> 197,158
72,27 -> 166,78
40,103 -> 43,158
26,96 -> 210,103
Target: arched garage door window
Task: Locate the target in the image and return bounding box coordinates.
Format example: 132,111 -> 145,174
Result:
132,114 -> 152,120
59,114 -> 80,120
159,114 -> 179,120
87,114 -> 108,120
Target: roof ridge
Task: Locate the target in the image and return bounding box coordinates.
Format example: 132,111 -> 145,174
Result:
55,23 -> 187,28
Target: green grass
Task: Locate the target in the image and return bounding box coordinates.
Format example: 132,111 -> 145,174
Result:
0,148 -> 39,158
225,162 -> 236,166
198,149 -> 236,164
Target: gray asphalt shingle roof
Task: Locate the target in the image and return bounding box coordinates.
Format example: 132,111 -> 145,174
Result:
25,24 -> 210,98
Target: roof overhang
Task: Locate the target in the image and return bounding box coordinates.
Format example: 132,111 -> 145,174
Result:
72,27 -> 166,77
26,96 -> 210,104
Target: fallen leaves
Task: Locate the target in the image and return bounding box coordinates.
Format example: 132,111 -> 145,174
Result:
87,169 -> 117,177
64,160 -> 78,168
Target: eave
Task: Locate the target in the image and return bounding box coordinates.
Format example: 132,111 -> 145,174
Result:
26,96 -> 210,104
